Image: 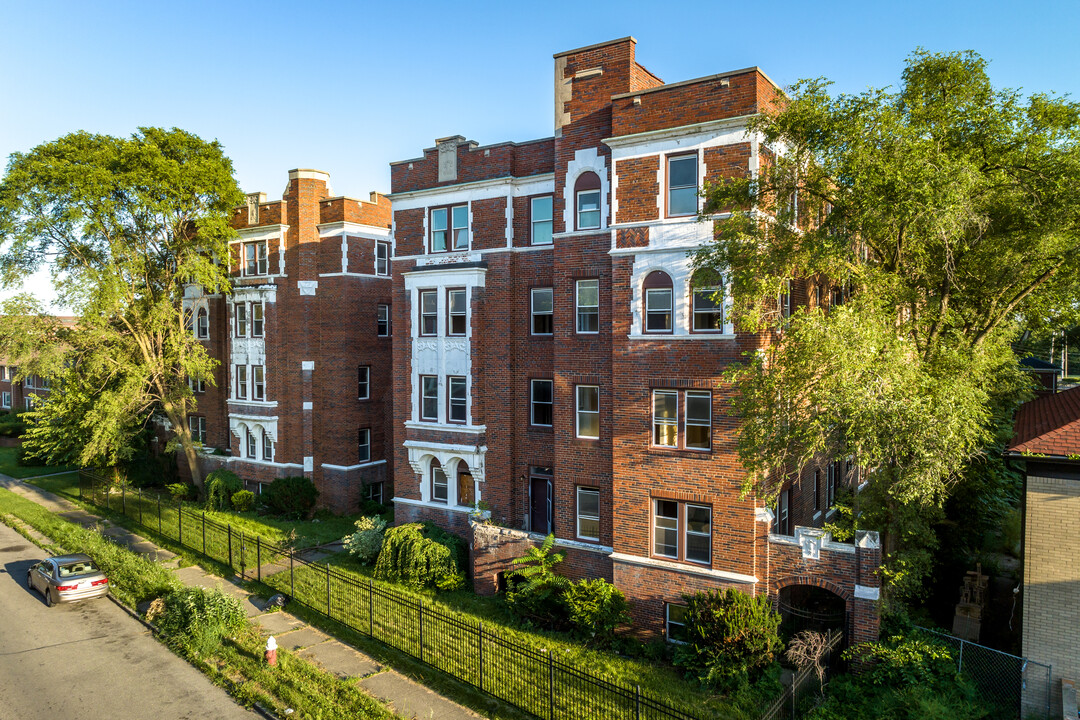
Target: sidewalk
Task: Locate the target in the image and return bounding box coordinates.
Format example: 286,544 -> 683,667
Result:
0,474 -> 481,720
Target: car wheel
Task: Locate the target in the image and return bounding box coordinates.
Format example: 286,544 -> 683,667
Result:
26,573 -> 34,592
45,588 -> 53,607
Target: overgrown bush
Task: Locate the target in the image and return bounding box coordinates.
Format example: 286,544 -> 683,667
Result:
505,534 -> 571,628
205,469 -> 243,510
673,588 -> 782,692
344,515 -> 387,563
359,498 -> 388,517
374,523 -> 465,591
0,411 -> 27,438
167,482 -> 196,501
563,578 -> 630,645
231,489 -> 255,512
148,586 -> 246,656
15,446 -> 42,466
264,475 -> 318,518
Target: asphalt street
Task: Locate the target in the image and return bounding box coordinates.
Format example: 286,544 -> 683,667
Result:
0,521 -> 255,720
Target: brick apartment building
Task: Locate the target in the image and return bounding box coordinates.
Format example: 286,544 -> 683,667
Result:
386,37 -> 880,641
0,364 -> 52,414
184,169 -> 395,511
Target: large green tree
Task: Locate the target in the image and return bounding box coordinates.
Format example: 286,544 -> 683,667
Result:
0,128 -> 244,489
694,50 -> 1080,593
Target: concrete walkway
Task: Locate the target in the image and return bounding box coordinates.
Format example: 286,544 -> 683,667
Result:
0,474 -> 481,720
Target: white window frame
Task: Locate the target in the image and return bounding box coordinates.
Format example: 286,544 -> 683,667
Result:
358,428 -> 371,463
188,376 -> 206,394
243,240 -> 268,276
431,465 -> 448,503
684,390 -> 712,451
652,390 -> 678,448
430,205 -> 469,253
576,486 -> 600,542
235,365 -> 248,400
665,603 -> 688,644
358,366 -> 370,400
575,279 -> 599,334
419,290 -> 438,336
575,385 -> 599,439
252,365 -> 265,402
375,241 -> 390,276
377,303 -> 390,337
531,287 -> 553,336
262,431 -> 273,462
666,153 -> 699,218
531,195 -> 553,246
195,308 -> 209,340
530,378 -> 553,427
246,428 -> 257,458
1,391 -> 9,409
644,286 -> 673,333
420,375 -> 439,422
652,499 -> 711,565
448,376 -> 467,424
188,416 -> 207,445
576,189 -> 601,230
251,301 -> 264,338
234,302 -> 247,338
447,288 -> 467,337
691,283 -> 725,333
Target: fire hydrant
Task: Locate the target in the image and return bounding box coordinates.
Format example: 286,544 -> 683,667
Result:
265,635 -> 278,667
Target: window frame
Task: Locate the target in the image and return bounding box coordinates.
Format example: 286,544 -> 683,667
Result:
530,287 -> 554,336
574,172 -> 602,231
377,303 -> 390,337
252,365 -> 265,402
243,240 -> 269,277
652,390 -> 678,448
575,384 -> 600,440
235,365 -> 248,400
358,366 -> 370,401
576,486 -> 600,542
684,390 -> 712,451
358,427 -> 371,464
447,376 -> 467,424
691,281 -> 725,334
431,465 -> 448,504
420,375 -> 439,422
419,290 -> 438,336
651,499 -> 712,566
643,271 -> 674,334
530,195 -> 553,246
195,308 -> 209,340
575,279 -> 599,334
234,302 -> 247,338
1,391 -> 9,409
429,204 -> 469,253
447,288 -> 467,337
246,428 -> 257,459
251,301 -> 264,338
262,431 -> 273,462
530,378 -> 553,428
666,152 -> 699,218
665,603 -> 689,644
375,241 -> 390,276
188,416 -> 207,445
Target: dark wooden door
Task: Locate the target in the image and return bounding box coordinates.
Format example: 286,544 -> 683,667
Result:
530,478 -> 550,534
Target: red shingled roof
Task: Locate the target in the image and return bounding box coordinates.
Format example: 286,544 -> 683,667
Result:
1008,385 -> 1080,457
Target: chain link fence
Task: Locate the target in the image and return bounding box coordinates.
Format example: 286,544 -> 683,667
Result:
914,625 -> 1051,720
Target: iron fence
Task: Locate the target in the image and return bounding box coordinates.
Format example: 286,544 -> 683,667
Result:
913,625 -> 1051,720
759,629 -> 843,720
79,471 -> 707,720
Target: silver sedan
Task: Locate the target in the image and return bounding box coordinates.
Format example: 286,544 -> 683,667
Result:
26,553 -> 110,606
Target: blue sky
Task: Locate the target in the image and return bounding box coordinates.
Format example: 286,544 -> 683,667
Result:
2,0 -> 1078,308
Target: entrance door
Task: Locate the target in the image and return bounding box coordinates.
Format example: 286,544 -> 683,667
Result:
529,478 -> 551,534
458,472 -> 474,506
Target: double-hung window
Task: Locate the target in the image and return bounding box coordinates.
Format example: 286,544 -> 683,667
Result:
575,172 -> 601,230
189,416 -> 207,445
262,432 -> 274,462
1,391 -> 10,409
653,499 -> 711,564
358,428 -> 371,463
358,366 -> 370,400
576,385 -> 599,439
779,279 -> 793,320
448,376 -> 467,423
377,304 -> 390,337
236,366 -> 248,400
430,205 -> 468,252
653,391 -> 678,447
576,487 -> 600,541
244,241 -> 268,276
246,429 -> 257,458
692,284 -> 725,332
420,376 -> 438,421
195,308 -> 209,339
813,470 -> 821,513
252,365 -> 265,402
665,604 -> 689,643
431,466 -> 448,503
667,154 -> 698,217
251,302 -> 264,337
575,279 -> 599,333
644,271 -> 673,332
420,290 -> 438,336
827,461 -> 839,508
530,379 -> 553,427
685,391 -> 712,450
235,303 -> 247,337
375,242 -> 390,276
448,289 -> 466,336
531,288 -> 553,335
531,196 -> 553,245
651,390 -> 712,451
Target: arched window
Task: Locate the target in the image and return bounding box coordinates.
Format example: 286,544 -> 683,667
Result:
457,461 -> 474,506
430,459 -> 448,504
643,271 -> 673,333
575,172 -> 601,231
690,270 -> 725,332
196,307 -> 209,339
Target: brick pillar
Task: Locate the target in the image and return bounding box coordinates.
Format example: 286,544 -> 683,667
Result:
851,530 -> 882,646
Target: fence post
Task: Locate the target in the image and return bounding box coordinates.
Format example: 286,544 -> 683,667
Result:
369,579 -> 374,638
256,535 -> 261,583
419,599 -> 424,663
289,551 -> 294,599
228,525 -> 233,568
138,488 -> 142,525
478,622 -> 484,692
157,494 -> 161,536
178,500 -> 182,545
635,685 -> 641,720
239,533 -> 245,578
958,640 -> 964,674
202,513 -> 206,555
548,650 -> 555,720
326,563 -> 331,618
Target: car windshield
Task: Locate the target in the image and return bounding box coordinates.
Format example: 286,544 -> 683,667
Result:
58,561 -> 99,577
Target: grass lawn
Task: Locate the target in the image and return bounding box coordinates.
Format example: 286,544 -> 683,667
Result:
23,471 -> 80,499
199,508 -> 365,549
0,446 -> 77,479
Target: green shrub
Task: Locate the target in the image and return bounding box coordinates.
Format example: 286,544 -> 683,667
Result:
0,411 -> 27,438
204,469 -> 243,510
673,588 -> 782,692
359,498 -> 388,517
231,489 -> 255,512
563,578 -> 631,645
505,534 -> 571,628
15,446 -> 42,466
373,523 -> 465,591
264,475 -> 318,518
167,482 -> 196,501
344,515 -> 387,563
150,586 -> 246,656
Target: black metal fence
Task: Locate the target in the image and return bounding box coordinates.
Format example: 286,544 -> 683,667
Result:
79,471 -> 705,720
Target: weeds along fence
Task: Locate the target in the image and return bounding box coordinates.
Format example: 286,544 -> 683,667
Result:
759,629 -> 843,720
913,625 -> 1051,720
78,471 -> 705,720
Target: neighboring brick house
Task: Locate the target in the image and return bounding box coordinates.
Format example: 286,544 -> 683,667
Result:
0,315 -> 77,416
1006,384 -> 1080,710
387,37 -> 880,642
184,169 -> 394,511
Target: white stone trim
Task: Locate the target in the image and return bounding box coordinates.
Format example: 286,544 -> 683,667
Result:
392,496 -> 476,515
227,399 -> 278,409
627,333 -> 736,341
403,439 -> 487,488
301,361 -> 314,371
316,221 -> 392,239
229,413 -> 278,443
298,280 -> 318,296
302,401 -> 313,410
231,224 -> 290,244
404,420 -> 486,435
768,530 -> 856,555
225,457 -> 303,471
603,115 -> 755,150
322,459 -> 387,471
563,147 -> 609,234
389,174 -> 555,209
854,584 -> 880,601
610,552 -> 758,584
303,456 -> 314,472
318,272 -> 390,279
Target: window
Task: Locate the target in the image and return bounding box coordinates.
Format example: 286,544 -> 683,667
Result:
448,376 -> 467,423
1,392 -> 9,409
643,271 -> 673,332
530,379 -> 553,427
244,241 -> 268,276
246,429 -> 257,459
653,500 -> 711,564
431,465 -> 448,503
262,431 -> 273,462
234,302 -> 247,337
189,416 -> 207,445
252,365 -> 265,402
430,205 -> 468,253
0,366 -> 6,381
652,391 -> 678,447
195,308 -> 209,339
448,289 -> 466,336
777,488 -> 791,535
188,376 -> 206,394
779,279 -> 793,320
358,366 -> 370,400
420,290 -> 438,336
251,302 -> 264,337
365,482 -> 383,505
420,376 -> 438,421
827,461 -> 839,508
375,241 -> 390,276
358,428 -> 370,463
576,487 -> 600,541
531,287 -> 553,335
576,385 -> 599,439
665,603 -> 688,643
377,304 -> 390,337
691,272 -> 725,332
235,365 -> 248,400
24,396 -> 34,411
667,154 -> 698,217
575,172 -> 601,230
575,279 -> 599,333
813,470 -> 821,512
531,195 -> 553,245
458,467 -> 474,506
685,391 -> 712,450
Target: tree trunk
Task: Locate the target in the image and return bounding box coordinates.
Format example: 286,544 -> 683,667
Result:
166,408 -> 204,492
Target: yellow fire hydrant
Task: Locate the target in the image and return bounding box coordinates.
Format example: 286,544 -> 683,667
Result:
265,635 -> 278,667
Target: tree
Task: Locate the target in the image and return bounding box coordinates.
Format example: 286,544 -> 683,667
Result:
0,128 -> 243,489
693,50 -> 1080,592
